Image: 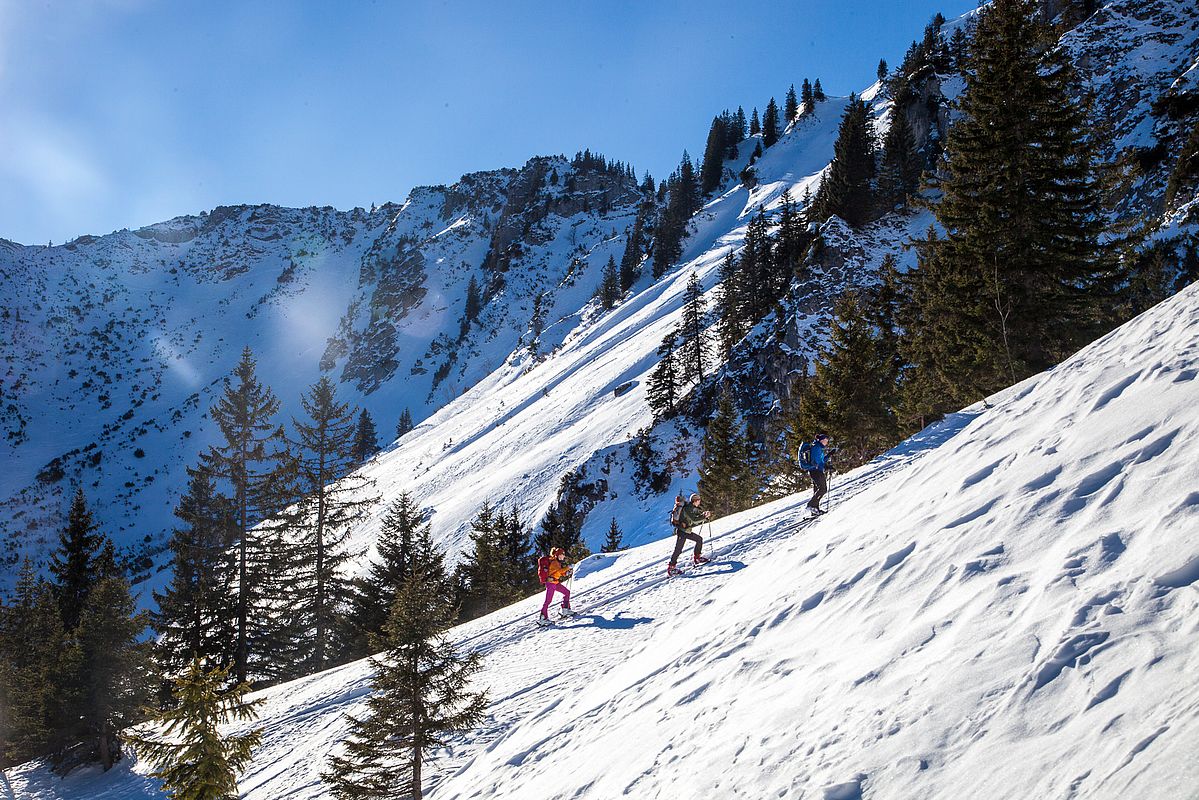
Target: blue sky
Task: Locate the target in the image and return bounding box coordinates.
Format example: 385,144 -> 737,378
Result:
0,0 -> 976,246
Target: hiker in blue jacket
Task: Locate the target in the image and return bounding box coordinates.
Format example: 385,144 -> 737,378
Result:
801,433 -> 832,515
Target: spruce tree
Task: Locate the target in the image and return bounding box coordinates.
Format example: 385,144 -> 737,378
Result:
0,560 -> 64,766
735,106 -> 748,139
878,110 -> 923,210
199,346 -> 292,685
738,208 -> 775,320
345,493 -> 445,660
152,468 -> 237,681
678,272 -> 709,386
716,251 -> 745,359
814,94 -> 877,227
72,576 -> 150,770
49,487 -> 109,632
601,518 -> 624,553
351,409 -> 380,463
132,659 -> 262,800
599,255 -> 621,309
457,503 -> 527,620
750,107 -> 761,136
902,0 -> 1119,409
619,207 -> 648,292
463,275 -> 482,324
785,85 -> 799,124
396,407 -> 414,438
813,79 -> 826,101
697,390 -> 752,518
323,568 -> 486,800
292,378 -> 380,673
877,59 -> 889,83
801,79 -> 814,113
762,98 -> 781,148
700,115 -> 729,194
652,153 -> 701,277
798,290 -> 899,467
774,189 -> 809,289
646,330 -> 680,419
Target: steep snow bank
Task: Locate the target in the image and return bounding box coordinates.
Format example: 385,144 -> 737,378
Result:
12,277 -> 1197,799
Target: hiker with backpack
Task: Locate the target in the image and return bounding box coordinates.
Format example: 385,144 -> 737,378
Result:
666,492 -> 711,577
536,546 -> 575,626
800,432 -> 832,516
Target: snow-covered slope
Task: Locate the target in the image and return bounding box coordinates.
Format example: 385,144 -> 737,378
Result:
13,273 -> 1198,800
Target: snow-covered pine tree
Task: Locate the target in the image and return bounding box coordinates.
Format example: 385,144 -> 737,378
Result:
132,659 -> 262,800
323,564 -> 486,800
291,377 -> 380,673
351,408 -> 380,463
678,272 -> 709,386
152,468 -> 237,682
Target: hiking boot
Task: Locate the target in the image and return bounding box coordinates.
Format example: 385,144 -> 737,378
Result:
692,555 -> 711,565
666,564 -> 682,577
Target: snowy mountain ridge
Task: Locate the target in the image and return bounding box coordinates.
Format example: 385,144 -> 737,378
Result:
10,241 -> 1198,800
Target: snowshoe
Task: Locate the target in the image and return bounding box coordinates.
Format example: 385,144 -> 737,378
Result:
558,607 -> 577,618
536,616 -> 554,627
692,555 -> 711,565
666,564 -> 682,577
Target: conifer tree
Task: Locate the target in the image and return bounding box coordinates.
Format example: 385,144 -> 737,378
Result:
345,493 -> 445,660
132,659 -> 262,800
762,98 -> 781,147
456,503 -> 529,620
785,84 -> 799,124
902,0 -> 1119,409
619,207 -> 648,292
700,115 -> 729,194
646,330 -> 680,420
878,110 -> 923,210
152,468 -> 237,680
72,576 -> 150,770
735,106 -> 748,139
750,108 -> 761,136
716,251 -> 745,359
801,79 -> 814,113
601,518 -> 624,553
292,378 -> 380,673
798,290 -> 899,467
738,209 -> 775,320
396,407 -> 414,438
652,153 -> 701,277
678,273 -> 709,386
814,94 -> 876,227
199,346 -> 292,685
0,559 -> 64,766
323,566 -> 486,800
697,390 -> 752,518
877,59 -> 889,83
774,189 -> 809,289
463,275 -> 482,324
49,487 -> 110,632
813,79 -> 826,101
599,255 -> 621,309
351,409 -> 380,463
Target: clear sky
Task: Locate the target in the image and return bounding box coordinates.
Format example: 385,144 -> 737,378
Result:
0,0 -> 977,246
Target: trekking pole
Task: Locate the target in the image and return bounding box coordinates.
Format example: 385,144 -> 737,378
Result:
824,471 -> 833,513
703,520 -> 716,562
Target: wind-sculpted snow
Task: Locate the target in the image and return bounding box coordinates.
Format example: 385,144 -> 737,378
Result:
12,279 -> 1198,800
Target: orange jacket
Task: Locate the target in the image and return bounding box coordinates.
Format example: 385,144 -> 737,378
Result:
546,557 -> 571,584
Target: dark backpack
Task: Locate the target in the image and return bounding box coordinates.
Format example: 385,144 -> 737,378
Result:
799,441 -> 815,471
669,495 -> 684,528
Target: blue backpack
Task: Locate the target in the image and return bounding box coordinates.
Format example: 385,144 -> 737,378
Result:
798,441 -> 816,471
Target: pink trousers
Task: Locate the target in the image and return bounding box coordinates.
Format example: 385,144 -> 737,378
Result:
540,582 -> 571,617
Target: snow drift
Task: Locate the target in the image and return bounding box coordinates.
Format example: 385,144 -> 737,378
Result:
11,281 -> 1198,800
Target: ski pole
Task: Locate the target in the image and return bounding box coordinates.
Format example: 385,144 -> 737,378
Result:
824,471 -> 833,513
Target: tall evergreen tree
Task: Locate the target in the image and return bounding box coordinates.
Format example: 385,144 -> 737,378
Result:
813,79 -> 826,101
815,94 -> 877,227
652,153 -> 701,277
646,330 -> 680,420
878,110 -> 923,210
132,659 -> 262,800
700,115 -> 729,194
351,409 -> 380,463
49,487 -> 110,632
292,378 -> 380,673
601,518 -> 624,553
345,494 -> 445,660
323,566 -> 486,800
801,79 -> 814,113
619,206 -> 648,292
697,390 -> 752,518
599,255 -> 621,309
738,209 -> 775,320
716,251 -> 745,359
677,272 -> 709,386
762,98 -> 781,147
199,346 -> 292,685
877,58 -> 889,83
798,290 -> 900,467
785,84 -> 800,124
749,107 -> 761,136
774,189 -> 809,289
456,503 -> 531,621
396,407 -> 414,439
463,275 -> 482,324
734,106 -> 748,139
152,468 -> 237,681
0,559 -> 64,766
902,0 -> 1120,410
